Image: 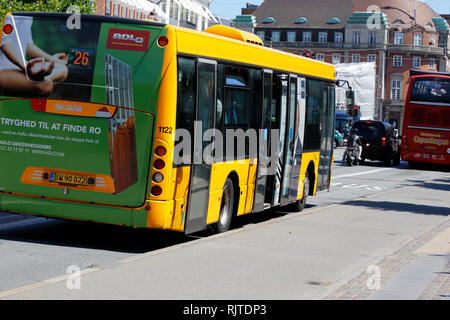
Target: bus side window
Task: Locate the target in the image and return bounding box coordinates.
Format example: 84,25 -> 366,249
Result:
216,64 -> 225,132
176,57 -> 196,164
304,79 -> 322,151
176,58 -> 196,133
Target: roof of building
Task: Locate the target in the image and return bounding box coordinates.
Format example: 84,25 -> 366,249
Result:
253,0 -> 354,29
253,0 -> 442,31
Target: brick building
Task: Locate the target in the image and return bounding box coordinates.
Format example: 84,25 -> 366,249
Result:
235,0 -> 450,129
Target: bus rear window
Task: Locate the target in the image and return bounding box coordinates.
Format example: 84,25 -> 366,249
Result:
410,77 -> 450,104
353,123 -> 384,140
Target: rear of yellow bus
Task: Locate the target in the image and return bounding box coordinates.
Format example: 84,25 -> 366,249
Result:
0,13 -> 177,230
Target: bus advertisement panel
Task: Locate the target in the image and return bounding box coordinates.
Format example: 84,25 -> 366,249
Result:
0,13 -> 166,208
401,70 -> 450,166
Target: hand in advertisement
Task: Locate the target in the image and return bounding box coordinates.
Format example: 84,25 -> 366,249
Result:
26,57 -> 55,81
50,52 -> 68,65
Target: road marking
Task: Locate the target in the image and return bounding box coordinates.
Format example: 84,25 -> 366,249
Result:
331,182 -> 386,191
333,168 -> 390,179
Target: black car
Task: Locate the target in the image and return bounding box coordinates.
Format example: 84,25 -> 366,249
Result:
351,121 -> 401,166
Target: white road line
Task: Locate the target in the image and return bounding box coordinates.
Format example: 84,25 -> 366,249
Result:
333,168 -> 390,179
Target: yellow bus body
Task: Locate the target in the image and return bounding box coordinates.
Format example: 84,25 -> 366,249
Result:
146,25 -> 335,232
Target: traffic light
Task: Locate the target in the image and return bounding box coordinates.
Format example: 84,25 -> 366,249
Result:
302,51 -> 316,59
345,90 -> 355,117
352,105 -> 360,119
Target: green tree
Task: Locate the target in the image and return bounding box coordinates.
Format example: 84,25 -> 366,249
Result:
1,0 -> 96,21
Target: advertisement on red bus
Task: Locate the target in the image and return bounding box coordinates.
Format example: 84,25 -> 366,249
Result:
401,70 -> 450,166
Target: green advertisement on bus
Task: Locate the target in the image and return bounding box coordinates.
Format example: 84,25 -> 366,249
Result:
0,13 -> 167,207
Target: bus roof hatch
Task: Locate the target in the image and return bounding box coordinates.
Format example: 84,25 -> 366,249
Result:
203,25 -> 264,46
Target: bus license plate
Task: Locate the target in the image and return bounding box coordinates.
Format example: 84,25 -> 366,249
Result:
51,172 -> 89,186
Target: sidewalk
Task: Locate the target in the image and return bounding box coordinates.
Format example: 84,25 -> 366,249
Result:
0,177 -> 449,300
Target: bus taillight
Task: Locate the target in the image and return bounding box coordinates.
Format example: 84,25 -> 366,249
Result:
155,146 -> 167,157
152,172 -> 164,183
151,186 -> 162,196
157,36 -> 169,47
3,24 -> 13,35
382,137 -> 386,145
154,159 -> 165,170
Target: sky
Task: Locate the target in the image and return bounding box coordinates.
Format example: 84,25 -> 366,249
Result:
209,0 -> 450,19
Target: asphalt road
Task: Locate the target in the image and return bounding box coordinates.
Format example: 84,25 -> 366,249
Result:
0,147 -> 448,298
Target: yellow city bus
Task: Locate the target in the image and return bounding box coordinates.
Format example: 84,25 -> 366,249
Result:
0,13 -> 336,234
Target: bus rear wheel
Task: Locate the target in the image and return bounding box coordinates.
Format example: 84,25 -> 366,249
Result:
214,178 -> 235,233
294,172 -> 309,212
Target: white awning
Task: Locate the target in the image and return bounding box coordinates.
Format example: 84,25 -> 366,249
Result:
173,0 -> 218,22
113,0 -> 168,19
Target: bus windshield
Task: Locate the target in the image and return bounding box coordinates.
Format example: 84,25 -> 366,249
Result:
410,77 -> 450,104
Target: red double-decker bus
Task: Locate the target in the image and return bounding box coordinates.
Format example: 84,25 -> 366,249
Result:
401,70 -> 450,167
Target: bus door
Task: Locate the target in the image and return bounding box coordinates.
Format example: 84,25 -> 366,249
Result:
253,70 -> 273,212
270,74 -> 289,206
317,85 -> 335,191
185,59 -> 217,234
280,76 -> 301,205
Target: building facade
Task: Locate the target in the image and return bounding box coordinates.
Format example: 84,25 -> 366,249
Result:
95,0 -> 217,31
235,0 -> 450,130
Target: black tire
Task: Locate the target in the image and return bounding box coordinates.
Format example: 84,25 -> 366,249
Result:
393,152 -> 401,166
383,156 -> 392,167
294,171 -> 310,212
214,178 -> 235,233
342,151 -> 347,164
347,154 -> 353,166
408,161 -> 417,169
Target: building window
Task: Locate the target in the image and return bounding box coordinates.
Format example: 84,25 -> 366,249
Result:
414,34 -> 423,46
262,17 -> 276,24
413,56 -> 421,69
368,54 -> 376,63
256,31 -> 265,41
353,32 -> 361,44
316,53 -> 325,61
287,31 -> 296,42
318,32 -> 328,43
391,80 -> 402,100
429,58 -> 436,69
430,35 -> 437,47
271,31 -> 281,42
303,32 -> 312,42
332,54 -> 341,64
369,32 -> 377,44
393,55 -> 402,67
106,0 -> 111,15
335,32 -> 343,43
394,32 -> 403,45
352,54 -> 360,63
294,17 -> 309,24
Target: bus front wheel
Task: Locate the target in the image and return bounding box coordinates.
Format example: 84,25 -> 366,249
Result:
214,178 -> 235,233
